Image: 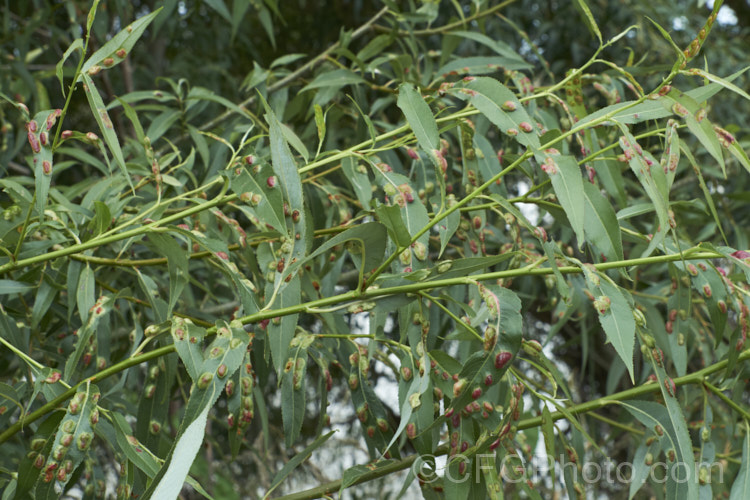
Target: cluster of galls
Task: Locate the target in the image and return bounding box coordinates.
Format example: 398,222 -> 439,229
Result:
617,135 -> 656,176
86,48 -> 128,76
31,392 -> 100,484
227,360 -> 256,434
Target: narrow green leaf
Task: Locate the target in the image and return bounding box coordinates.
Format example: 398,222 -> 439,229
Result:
661,90 -> 725,176
261,95 -> 307,284
339,460 -> 397,495
582,181 -> 623,261
204,0 -> 232,21
0,279 -> 34,295
541,407 -> 557,488
345,343 -> 399,460
541,153 -> 586,249
65,295 -> 112,380
76,264 -> 95,325
147,320 -> 249,500
266,431 -> 335,498
574,0 -> 602,43
437,209 -> 459,258
583,271 -> 635,382
448,31 -> 526,61
35,385 -> 100,497
341,157 -> 372,208
267,276 -> 301,377
628,438 -> 660,499
284,222 -> 386,287
27,109 -> 58,217
281,332 -> 314,447
280,122 -> 309,162
82,74 -> 133,191
383,354 -> 430,454
113,414 -> 160,477
147,233 -> 188,315
397,83 -> 440,168
313,104 -> 326,156
576,67 -> 750,127
80,8 -> 163,77
56,38 -> 83,97
375,204 -> 412,247
616,124 -> 669,255
437,56 -> 532,77
452,77 -> 540,150
187,86 -> 251,119
229,167 -> 285,232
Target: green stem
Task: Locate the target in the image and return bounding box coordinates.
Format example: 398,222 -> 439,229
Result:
703,380 -> 750,421
0,247 -> 723,444
0,344 -> 173,444
0,190 -> 236,276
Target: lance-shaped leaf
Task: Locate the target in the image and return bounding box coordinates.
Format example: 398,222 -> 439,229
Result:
230,166 -> 286,232
146,319 -> 250,500
661,89 -> 725,177
260,96 -> 308,294
373,167 -> 431,253
437,56 -> 532,77
64,294 -> 113,380
538,152 -> 586,249
25,109 -> 60,217
628,438 -> 661,499
583,269 -> 635,382
283,222 -> 387,288
35,385 -> 100,498
397,83 -> 442,171
146,233 -> 188,316
341,157 -> 372,208
383,352 -> 430,455
113,412 -> 160,478
423,285 -> 522,436
345,342 -> 399,460
82,74 -> 132,191
444,414 -> 475,499
80,8 -> 163,77
13,413 -> 65,498
339,460 -> 398,496
376,204 -> 412,248
281,331 -> 315,447
576,66 -> 749,127
267,431 -> 336,498
267,275 -> 301,377
451,77 -> 540,150
623,396 -> 698,499
615,124 -> 670,256
582,181 -> 623,261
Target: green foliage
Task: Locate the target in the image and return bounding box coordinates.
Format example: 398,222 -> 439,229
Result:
1,1 -> 750,499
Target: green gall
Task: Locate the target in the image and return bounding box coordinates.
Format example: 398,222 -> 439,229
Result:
76,432 -> 93,451
197,372 -> 214,389
408,392 -> 421,409
522,339 -> 542,357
